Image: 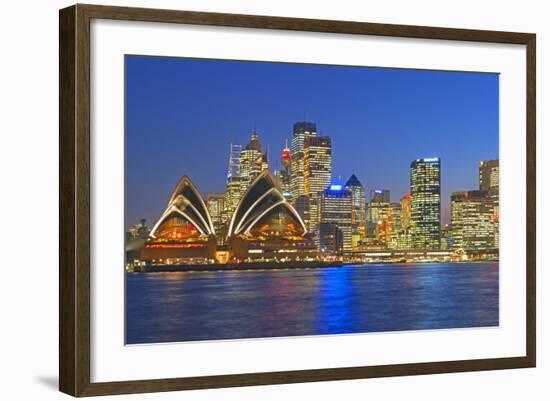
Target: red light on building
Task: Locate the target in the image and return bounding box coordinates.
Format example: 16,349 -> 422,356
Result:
281,139 -> 291,167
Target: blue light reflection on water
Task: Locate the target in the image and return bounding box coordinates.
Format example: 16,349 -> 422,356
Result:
125,262 -> 498,344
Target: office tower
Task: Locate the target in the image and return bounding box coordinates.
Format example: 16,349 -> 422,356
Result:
366,190 -> 390,225
386,193 -> 413,250
319,222 -> 343,255
479,159 -> 499,191
290,122 -> 317,199
277,139 -> 292,200
206,193 -> 225,235
410,157 -> 441,250
400,194 -> 413,230
303,135 -> 332,239
239,130 -> 266,188
320,184 -> 353,252
223,143 -> 243,224
451,190 -> 499,250
294,195 -> 311,231
345,174 -> 367,249
370,189 -> 391,203
304,136 -> 332,196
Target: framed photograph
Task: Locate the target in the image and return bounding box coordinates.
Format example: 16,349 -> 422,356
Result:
59,4 -> 536,397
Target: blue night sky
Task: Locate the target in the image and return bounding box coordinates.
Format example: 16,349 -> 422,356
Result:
125,55 -> 499,227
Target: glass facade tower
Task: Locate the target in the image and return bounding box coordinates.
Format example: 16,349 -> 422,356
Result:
410,157 -> 441,250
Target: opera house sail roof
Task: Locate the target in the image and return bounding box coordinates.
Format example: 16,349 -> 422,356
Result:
149,176 -> 215,240
228,170 -> 307,239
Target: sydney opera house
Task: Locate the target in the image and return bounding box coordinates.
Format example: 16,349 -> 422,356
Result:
139,171 -> 318,265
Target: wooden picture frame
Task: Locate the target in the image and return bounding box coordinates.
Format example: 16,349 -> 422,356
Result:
59,3 -> 536,397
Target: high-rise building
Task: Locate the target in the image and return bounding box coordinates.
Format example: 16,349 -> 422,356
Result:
303,135 -> 332,239
304,136 -> 332,196
276,139 -> 292,200
290,122 -> 317,199
206,193 -> 225,236
387,193 -> 413,250
400,194 -> 413,230
319,222 -> 343,255
451,190 -> 499,250
320,184 -> 353,252
239,130 -> 266,189
224,133 -> 269,226
294,195 -> 311,231
223,143 -> 243,224
370,189 -> 390,203
410,157 -> 441,250
479,159 -> 499,191
345,174 -> 366,249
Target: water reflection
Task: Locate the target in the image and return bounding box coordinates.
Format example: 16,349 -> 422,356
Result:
126,262 -> 498,344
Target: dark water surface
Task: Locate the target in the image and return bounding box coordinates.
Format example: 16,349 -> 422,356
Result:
126,262 -> 498,344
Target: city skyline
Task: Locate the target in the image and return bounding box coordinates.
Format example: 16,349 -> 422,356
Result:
125,55 -> 499,228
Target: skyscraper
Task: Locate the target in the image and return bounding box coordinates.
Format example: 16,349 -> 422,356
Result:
451,190 -> 499,250
223,143 -> 244,224
290,122 -> 317,199
303,134 -> 332,239
207,193 -> 225,236
304,136 -> 332,196
410,157 -> 441,250
479,159 -> 499,192
370,189 -> 390,203
320,184 -> 353,252
239,130 -> 266,188
400,193 -> 413,230
345,174 -> 366,250
276,139 -> 292,200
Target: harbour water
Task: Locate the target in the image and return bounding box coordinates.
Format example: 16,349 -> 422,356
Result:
126,262 -> 498,344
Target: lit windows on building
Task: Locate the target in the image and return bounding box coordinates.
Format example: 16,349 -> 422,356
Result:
410,157 -> 441,250
239,130 -> 268,193
319,222 -> 343,255
304,135 -> 332,196
345,174 -> 367,250
276,139 -> 292,200
320,185 -> 353,252
451,190 -> 499,250
479,159 -> 499,191
290,121 -> 317,199
207,193 -> 225,238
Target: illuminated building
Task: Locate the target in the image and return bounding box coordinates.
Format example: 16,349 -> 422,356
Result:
319,222 -> 343,255
223,143 -> 243,223
479,159 -> 499,191
320,184 -> 353,252
400,194 -> 412,230
294,195 -> 311,230
370,189 -> 390,203
141,176 -> 217,264
303,135 -> 332,239
366,190 -> 391,244
410,157 -> 441,250
387,194 -> 413,249
276,139 -> 292,200
239,130 -> 268,192
125,219 -> 150,267
304,136 -> 332,196
290,121 -> 317,199
207,193 -> 226,239
227,170 -> 317,261
126,218 -> 150,241
345,174 -> 366,250
451,190 -> 499,250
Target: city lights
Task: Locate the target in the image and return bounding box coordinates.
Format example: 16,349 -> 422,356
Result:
126,122 -> 499,268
